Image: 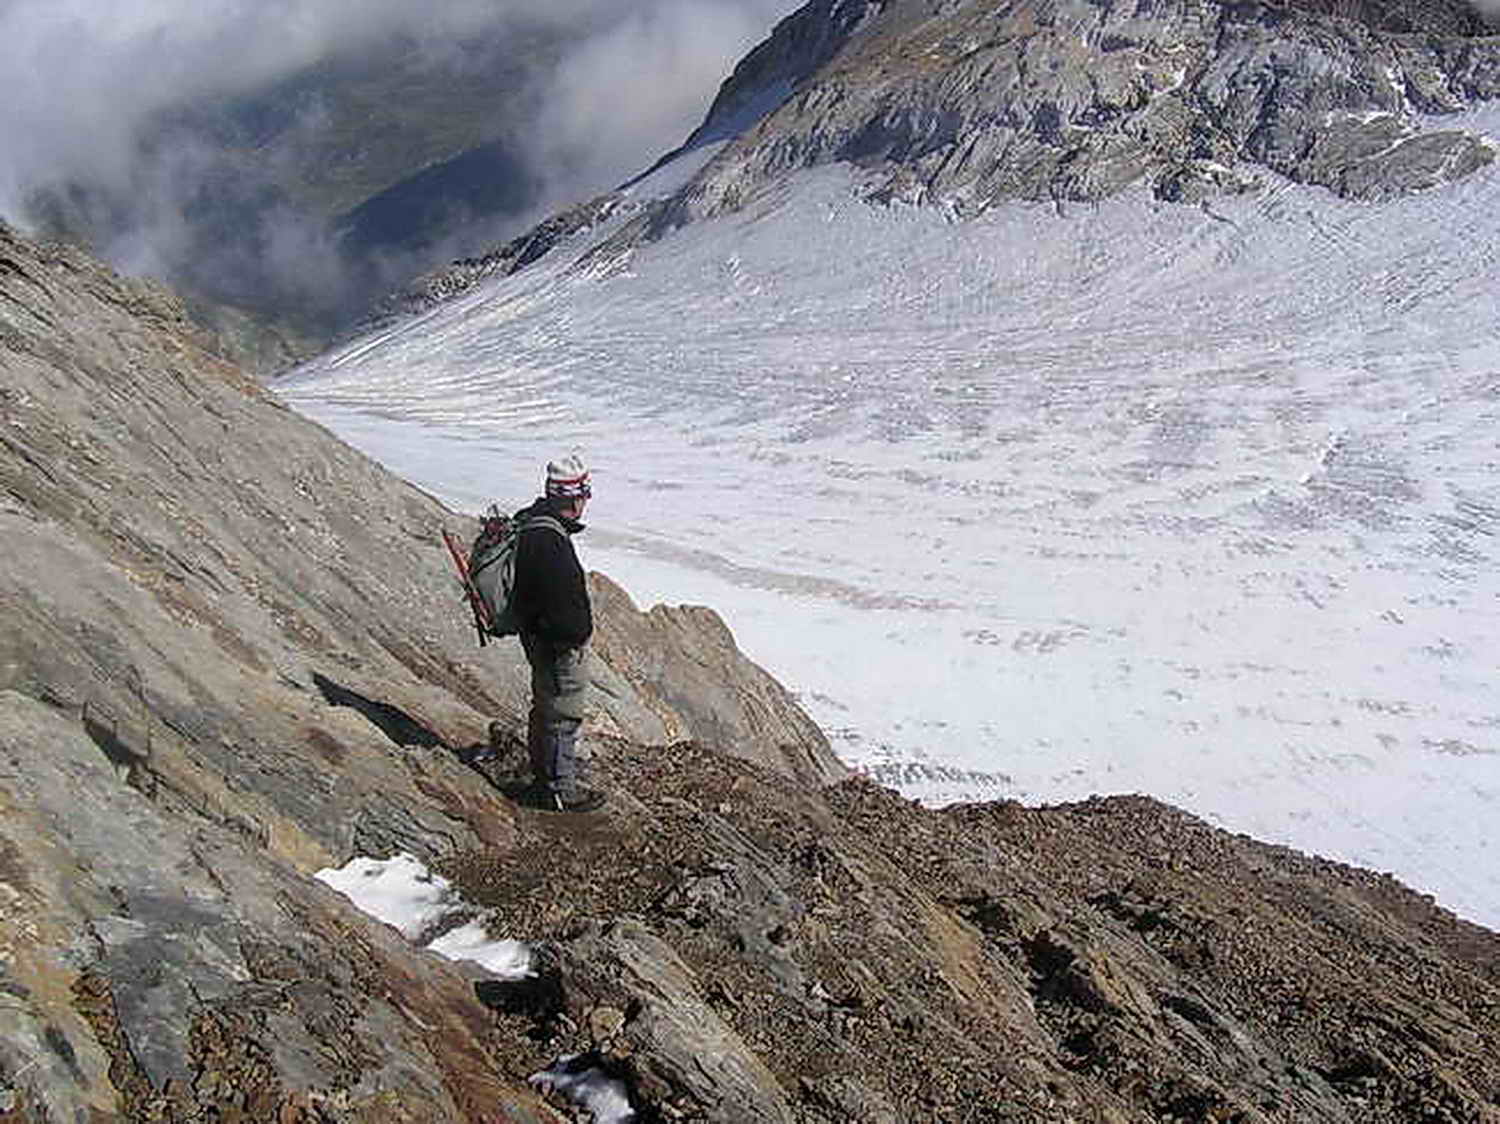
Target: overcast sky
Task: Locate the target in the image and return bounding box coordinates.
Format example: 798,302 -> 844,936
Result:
0,0 -> 801,331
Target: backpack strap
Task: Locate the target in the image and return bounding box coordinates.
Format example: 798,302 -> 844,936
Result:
519,514 -> 568,539
470,513 -> 568,580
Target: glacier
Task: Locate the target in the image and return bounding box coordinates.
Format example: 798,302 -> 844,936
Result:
281,105 -> 1500,929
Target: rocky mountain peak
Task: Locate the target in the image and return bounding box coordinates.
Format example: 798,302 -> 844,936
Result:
642,0 -> 1500,235
691,0 -> 886,146
387,0 -> 1500,314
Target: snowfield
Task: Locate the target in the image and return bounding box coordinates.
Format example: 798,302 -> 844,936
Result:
283,106 -> 1500,928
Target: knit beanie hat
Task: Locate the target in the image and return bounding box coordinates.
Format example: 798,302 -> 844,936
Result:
545,454 -> 591,500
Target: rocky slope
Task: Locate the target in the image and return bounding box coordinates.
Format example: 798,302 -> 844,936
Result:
652,0 -> 1500,229
384,0 -> 1500,319
457,745 -> 1500,1123
3,222 -> 1499,1122
0,218 -> 838,1123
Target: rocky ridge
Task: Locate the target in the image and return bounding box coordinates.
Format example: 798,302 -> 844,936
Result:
2,222 -> 1499,1122
651,0 -> 1500,229
0,218 -> 838,1122
378,0 -> 1500,322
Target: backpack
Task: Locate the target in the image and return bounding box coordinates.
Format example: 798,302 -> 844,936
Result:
466,505 -> 565,639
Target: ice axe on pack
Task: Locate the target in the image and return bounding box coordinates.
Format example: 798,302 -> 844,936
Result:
442,527 -> 493,647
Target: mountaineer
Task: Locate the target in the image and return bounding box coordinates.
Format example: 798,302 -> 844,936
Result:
508,454 -> 603,812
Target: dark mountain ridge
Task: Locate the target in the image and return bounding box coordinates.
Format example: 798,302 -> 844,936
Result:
21,21 -> 565,373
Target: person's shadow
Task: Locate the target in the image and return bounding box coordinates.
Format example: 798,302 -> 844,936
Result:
310,671 -> 553,806
455,738 -> 557,808
311,672 -> 444,748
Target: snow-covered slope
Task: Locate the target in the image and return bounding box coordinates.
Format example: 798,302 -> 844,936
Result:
282,102 -> 1500,927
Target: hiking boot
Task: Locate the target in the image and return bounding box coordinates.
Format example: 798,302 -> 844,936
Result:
552,786 -> 606,814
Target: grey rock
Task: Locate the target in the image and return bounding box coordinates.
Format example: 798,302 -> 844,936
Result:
0,220 -> 838,1122
663,0 -> 1500,229
87,900 -> 248,1089
553,918 -> 796,1123
418,0 -> 1500,292
1,691 -> 507,1121
590,575 -> 847,788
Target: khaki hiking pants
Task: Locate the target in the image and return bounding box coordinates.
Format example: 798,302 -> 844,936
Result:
520,634 -> 590,797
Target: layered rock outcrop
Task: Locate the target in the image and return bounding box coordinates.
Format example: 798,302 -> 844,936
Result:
2,222 -> 1498,1122
377,0 -> 1500,320
660,0 -> 1500,228
0,220 -> 838,1121
456,743 -> 1500,1123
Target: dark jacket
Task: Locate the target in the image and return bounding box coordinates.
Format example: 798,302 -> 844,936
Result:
510,496 -> 592,647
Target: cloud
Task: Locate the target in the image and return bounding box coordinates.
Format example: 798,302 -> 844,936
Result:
0,1 -> 501,207
531,0 -> 796,203
0,0 -> 800,340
